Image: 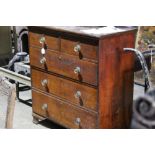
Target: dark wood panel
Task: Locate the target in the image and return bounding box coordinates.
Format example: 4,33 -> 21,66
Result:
32,90 -> 97,129
31,69 -> 97,111
29,47 -> 98,86
98,31 -> 136,128
61,38 -> 98,61
29,32 -> 60,51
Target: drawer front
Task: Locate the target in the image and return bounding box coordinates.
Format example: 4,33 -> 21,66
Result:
61,38 -> 98,61
30,47 -> 98,86
29,32 -> 60,51
32,90 -> 97,129
31,69 -> 97,111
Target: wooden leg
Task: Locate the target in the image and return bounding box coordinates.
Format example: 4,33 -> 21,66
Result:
32,113 -> 46,124
33,116 -> 39,124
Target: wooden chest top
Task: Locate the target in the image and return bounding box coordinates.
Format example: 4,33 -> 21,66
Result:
28,26 -> 137,39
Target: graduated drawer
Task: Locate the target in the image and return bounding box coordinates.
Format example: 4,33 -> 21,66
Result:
29,32 -> 60,51
31,69 -> 97,111
32,90 -> 97,129
30,47 -> 98,86
61,38 -> 98,61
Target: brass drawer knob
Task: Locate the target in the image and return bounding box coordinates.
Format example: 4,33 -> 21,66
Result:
41,79 -> 48,87
40,57 -> 46,64
74,117 -> 81,125
74,91 -> 81,98
42,103 -> 48,110
41,48 -> 46,55
74,67 -> 80,74
74,44 -> 81,53
39,36 -> 45,44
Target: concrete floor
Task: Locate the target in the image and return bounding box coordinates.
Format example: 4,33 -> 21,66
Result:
0,84 -> 144,129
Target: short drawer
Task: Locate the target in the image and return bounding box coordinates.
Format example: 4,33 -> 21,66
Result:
32,90 -> 97,129
61,38 -> 98,61
30,47 -> 98,86
31,69 -> 97,111
29,32 -> 60,51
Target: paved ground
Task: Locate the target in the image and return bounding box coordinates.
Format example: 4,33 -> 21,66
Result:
0,84 -> 144,129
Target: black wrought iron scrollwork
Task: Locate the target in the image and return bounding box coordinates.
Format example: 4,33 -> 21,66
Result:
124,48 -> 152,91
133,89 -> 155,128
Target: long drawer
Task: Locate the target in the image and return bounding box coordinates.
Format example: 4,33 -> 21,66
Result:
30,47 -> 98,86
32,90 -> 97,129
31,69 -> 97,111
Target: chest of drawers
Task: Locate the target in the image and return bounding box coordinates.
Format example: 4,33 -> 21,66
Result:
28,26 -> 137,128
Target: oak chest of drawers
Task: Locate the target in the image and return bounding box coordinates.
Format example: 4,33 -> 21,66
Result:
28,26 -> 137,129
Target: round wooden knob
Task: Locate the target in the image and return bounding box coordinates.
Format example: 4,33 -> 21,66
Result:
42,103 -> 48,110
40,57 -> 46,64
74,91 -> 81,99
41,79 -> 48,87
39,36 -> 45,44
74,67 -> 80,74
74,44 -> 81,53
74,117 -> 81,125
